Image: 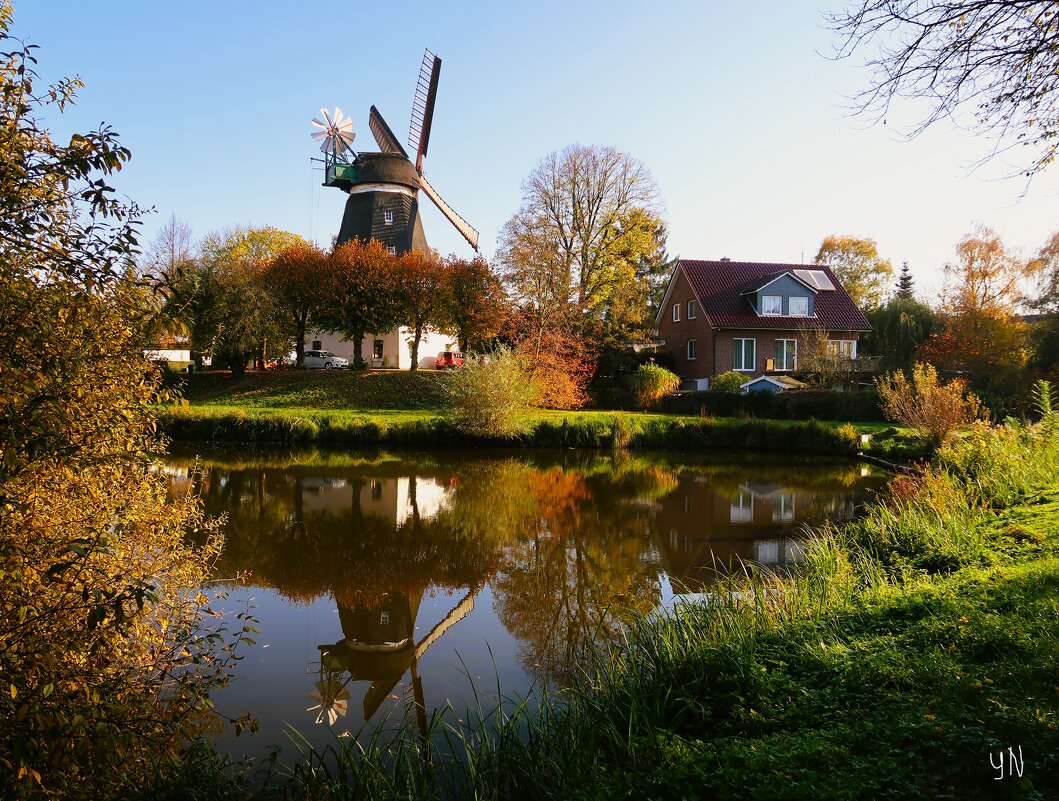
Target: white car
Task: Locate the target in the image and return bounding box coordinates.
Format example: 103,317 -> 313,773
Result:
302,350 -> 348,369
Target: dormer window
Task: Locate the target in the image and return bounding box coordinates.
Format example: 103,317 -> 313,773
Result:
761,295 -> 782,316
789,296 -> 809,316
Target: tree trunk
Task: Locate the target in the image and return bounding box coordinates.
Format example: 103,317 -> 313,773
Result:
352,333 -> 366,370
295,332 -> 305,368
409,324 -> 422,371
229,351 -> 247,377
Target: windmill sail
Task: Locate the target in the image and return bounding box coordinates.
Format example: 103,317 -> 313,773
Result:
408,50 -> 441,173
418,174 -> 479,251
368,105 -> 408,157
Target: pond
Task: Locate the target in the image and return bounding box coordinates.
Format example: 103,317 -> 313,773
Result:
162,445 -> 889,760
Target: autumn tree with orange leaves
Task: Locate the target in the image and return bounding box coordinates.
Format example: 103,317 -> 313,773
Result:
319,239 -> 401,369
393,250 -> 449,371
443,255 -> 509,353
919,225 -> 1036,406
263,241 -> 328,368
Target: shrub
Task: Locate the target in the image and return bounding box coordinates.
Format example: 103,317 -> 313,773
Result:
445,346 -> 539,437
633,364 -> 680,409
710,371 -> 745,393
877,362 -> 983,450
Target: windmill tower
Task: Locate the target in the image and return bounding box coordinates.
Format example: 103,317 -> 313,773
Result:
315,50 -> 479,254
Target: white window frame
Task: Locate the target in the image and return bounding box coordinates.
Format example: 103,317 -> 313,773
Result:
789,296 -> 809,317
687,338 -> 697,360
383,210 -> 394,226
761,295 -> 782,316
775,339 -> 797,371
771,493 -> 795,522
672,303 -> 681,322
387,245 -> 397,255
828,339 -> 857,359
732,338 -> 756,371
730,491 -> 754,523
687,299 -> 697,319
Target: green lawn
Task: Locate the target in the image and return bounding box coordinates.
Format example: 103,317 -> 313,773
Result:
168,370 -> 922,459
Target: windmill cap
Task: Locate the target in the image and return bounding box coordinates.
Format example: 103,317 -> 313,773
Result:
352,152 -> 420,190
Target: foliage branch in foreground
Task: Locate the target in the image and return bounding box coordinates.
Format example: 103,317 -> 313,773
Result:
0,7 -> 243,798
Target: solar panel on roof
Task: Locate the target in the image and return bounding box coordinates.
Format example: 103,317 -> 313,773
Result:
793,269 -> 835,290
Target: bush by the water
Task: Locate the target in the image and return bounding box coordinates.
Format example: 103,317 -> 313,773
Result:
877,362 -> 983,450
633,363 -> 680,409
444,346 -> 539,437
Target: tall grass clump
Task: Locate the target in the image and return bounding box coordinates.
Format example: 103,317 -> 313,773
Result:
876,362 -> 983,450
444,346 -> 540,438
633,363 -> 680,409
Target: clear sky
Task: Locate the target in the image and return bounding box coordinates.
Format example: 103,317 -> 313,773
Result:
16,1 -> 1059,301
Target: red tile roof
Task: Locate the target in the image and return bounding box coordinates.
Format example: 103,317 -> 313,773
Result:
680,260 -> 871,332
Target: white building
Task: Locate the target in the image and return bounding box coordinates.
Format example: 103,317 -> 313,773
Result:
308,327 -> 455,370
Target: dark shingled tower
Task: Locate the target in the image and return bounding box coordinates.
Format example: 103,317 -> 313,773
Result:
334,152 -> 429,253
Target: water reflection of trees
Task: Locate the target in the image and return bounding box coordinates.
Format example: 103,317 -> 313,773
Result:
165,450 -> 886,695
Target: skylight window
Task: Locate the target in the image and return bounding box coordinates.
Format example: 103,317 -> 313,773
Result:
793,269 -> 834,290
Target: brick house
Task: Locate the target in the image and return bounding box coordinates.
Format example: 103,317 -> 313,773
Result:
653,260 -> 871,388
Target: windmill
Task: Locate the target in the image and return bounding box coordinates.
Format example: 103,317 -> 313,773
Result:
314,49 -> 479,253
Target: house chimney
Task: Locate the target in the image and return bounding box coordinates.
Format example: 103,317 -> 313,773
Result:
719,256 -> 731,262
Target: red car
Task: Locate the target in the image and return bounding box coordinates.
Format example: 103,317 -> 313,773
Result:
435,350 -> 465,369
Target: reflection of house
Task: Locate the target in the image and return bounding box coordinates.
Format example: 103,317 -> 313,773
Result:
650,471 -> 867,592
360,476 -> 450,527
300,475 -> 452,525
653,260 -> 870,387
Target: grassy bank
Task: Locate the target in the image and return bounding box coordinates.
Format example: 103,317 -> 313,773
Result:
164,371 -> 923,458
157,412 -> 1059,800
159,404 -> 879,457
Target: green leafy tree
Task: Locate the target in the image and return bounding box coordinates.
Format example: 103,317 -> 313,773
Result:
862,297 -> 937,374
318,238 -> 402,369
194,226 -> 305,375
710,370 -> 746,392
815,234 -> 894,309
0,8 -> 237,797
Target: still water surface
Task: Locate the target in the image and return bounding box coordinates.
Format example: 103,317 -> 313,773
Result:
163,445 -> 888,759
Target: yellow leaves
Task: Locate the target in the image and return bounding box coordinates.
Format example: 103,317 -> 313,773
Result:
16,766 -> 41,784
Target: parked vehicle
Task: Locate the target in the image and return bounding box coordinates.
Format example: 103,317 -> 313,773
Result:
435,350 -> 465,369
303,350 -> 348,369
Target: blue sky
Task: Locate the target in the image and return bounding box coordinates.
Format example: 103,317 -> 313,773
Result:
17,1 -> 1059,300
